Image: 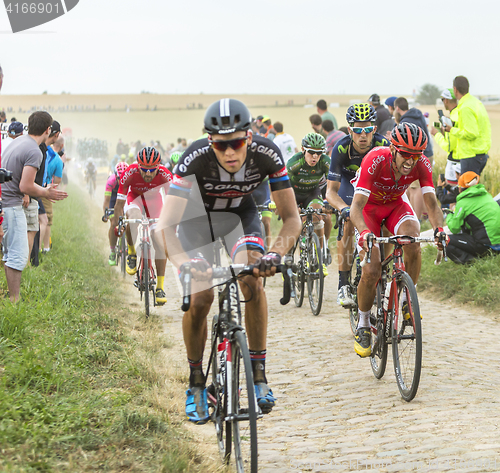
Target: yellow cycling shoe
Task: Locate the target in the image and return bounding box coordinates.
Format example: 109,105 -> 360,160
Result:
156,288 -> 167,305
354,327 -> 371,358
126,254 -> 137,275
322,263 -> 328,277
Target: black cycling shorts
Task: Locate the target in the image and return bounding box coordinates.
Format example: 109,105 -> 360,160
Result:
294,186 -> 323,208
177,200 -> 265,265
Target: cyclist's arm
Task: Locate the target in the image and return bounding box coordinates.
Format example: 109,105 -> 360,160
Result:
423,192 -> 444,231
350,192 -> 370,235
156,194 -> 191,269
103,194 -> 111,215
269,187 -> 301,256
113,197 -> 125,218
325,180 -> 349,212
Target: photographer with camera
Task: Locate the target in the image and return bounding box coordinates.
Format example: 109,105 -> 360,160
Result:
1,111 -> 68,302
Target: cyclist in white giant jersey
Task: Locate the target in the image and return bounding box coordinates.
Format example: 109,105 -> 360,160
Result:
157,99 -> 301,424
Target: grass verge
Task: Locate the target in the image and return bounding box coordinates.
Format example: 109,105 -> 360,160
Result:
0,185 -> 214,472
418,245 -> 500,313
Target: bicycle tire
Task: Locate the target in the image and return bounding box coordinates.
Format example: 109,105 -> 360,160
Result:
370,281 -> 388,379
349,250 -> 361,335
260,220 -> 267,288
210,315 -> 232,464
307,232 -> 324,316
142,244 -> 150,318
120,236 -> 127,277
391,271 -> 422,402
291,240 -> 305,308
231,330 -> 258,473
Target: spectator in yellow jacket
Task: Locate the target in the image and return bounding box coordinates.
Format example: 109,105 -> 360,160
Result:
443,76 -> 491,176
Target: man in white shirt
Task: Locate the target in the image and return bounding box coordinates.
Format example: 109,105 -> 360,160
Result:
272,122 -> 298,162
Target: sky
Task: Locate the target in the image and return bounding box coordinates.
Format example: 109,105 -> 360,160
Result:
1,0 -> 499,96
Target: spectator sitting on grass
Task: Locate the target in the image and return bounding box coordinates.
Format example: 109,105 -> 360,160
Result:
445,172 -> 500,265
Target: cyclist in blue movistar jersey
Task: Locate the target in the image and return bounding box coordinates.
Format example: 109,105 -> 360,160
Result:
325,103 -> 390,307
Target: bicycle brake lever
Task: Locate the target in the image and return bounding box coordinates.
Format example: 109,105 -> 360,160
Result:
280,265 -> 292,305
181,266 -> 191,312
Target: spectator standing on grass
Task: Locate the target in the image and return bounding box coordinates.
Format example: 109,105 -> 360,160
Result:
431,89 -> 460,185
368,93 -> 394,135
316,99 -> 338,130
53,134 -> 69,190
3,121 -> 24,152
443,76 -> 491,176
273,121 -> 298,162
445,172 -> 500,264
255,115 -> 266,134
322,119 -> 346,155
309,114 -> 327,139
40,135 -> 64,253
262,116 -> 276,140
1,111 -> 67,302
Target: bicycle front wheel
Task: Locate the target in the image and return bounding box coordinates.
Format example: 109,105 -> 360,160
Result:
392,272 -> 422,402
349,250 -> 361,335
142,245 -> 150,318
290,240 -> 305,307
120,236 -> 127,277
307,232 -> 324,316
210,315 -> 232,464
370,280 -> 388,379
231,330 -> 258,473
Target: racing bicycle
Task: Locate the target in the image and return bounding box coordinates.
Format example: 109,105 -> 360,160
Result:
359,232 -> 447,401
289,207 -> 325,316
118,215 -> 159,317
180,262 -> 293,473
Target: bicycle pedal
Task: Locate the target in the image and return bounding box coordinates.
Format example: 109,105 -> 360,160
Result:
133,280 -> 139,288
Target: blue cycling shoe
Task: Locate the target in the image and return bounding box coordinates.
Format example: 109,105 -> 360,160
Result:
185,386 -> 210,424
254,382 -> 276,414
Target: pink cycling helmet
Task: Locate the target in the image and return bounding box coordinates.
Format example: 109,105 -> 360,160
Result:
115,161 -> 128,177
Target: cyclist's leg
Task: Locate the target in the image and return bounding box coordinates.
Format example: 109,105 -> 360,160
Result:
152,230 -> 167,305
124,204 -> 141,274
337,179 -> 355,304
108,213 -> 119,265
387,196 -> 421,284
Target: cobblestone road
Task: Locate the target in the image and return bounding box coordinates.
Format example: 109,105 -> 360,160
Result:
155,264 -> 500,473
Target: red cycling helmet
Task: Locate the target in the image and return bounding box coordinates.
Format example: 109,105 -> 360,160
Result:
115,161 -> 128,177
390,123 -> 428,152
137,146 -> 161,166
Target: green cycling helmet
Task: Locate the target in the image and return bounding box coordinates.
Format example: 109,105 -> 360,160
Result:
346,103 -> 377,124
302,132 -> 326,150
170,152 -> 182,165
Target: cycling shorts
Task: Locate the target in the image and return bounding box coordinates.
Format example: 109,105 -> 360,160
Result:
177,200 -> 265,265
124,192 -> 163,220
295,186 -> 323,208
338,176 -> 355,206
356,194 -> 418,252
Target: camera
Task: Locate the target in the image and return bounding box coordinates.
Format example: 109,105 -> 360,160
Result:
0,168 -> 13,184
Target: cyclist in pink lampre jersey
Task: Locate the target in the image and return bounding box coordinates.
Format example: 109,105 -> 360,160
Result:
102,162 -> 128,266
113,147 -> 172,305
350,123 -> 446,358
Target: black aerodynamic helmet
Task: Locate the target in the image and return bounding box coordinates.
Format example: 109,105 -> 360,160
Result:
204,98 -> 252,135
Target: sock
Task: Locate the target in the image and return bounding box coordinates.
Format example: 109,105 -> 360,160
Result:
157,276 -> 164,290
188,357 -> 205,387
357,309 -> 371,328
128,245 -> 136,255
338,271 -> 350,289
250,349 -> 267,384
110,246 -> 116,253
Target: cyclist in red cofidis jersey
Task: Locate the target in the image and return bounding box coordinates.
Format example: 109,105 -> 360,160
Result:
113,147 -> 172,305
349,123 -> 446,358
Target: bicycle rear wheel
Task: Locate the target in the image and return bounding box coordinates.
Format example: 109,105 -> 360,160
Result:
392,272 -> 422,402
260,220 -> 267,288
231,330 -> 258,473
370,280 -> 388,379
307,232 -> 324,316
209,315 -> 232,464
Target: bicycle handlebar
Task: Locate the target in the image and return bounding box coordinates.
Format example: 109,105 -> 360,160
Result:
102,208 -> 114,222
179,262 -> 294,312
360,234 -> 448,267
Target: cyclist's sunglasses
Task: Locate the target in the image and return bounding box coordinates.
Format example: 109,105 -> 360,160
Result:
304,148 -> 323,156
394,147 -> 421,161
350,126 -> 375,134
140,166 -> 159,173
209,136 -> 248,152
